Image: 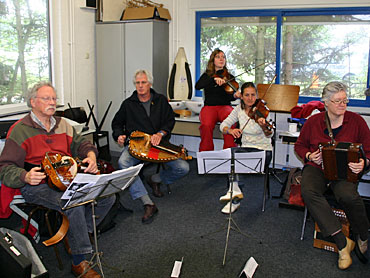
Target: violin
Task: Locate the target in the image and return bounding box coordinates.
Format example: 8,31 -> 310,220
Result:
248,99 -> 275,132
234,99 -> 275,146
129,131 -> 192,162
213,69 -> 239,94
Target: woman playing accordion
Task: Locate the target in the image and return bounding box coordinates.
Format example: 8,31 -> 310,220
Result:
295,81 -> 370,270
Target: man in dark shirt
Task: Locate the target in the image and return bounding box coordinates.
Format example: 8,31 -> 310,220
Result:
112,69 -> 189,223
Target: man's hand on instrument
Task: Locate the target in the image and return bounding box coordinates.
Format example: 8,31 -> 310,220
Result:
83,151 -> 99,174
214,77 -> 226,86
117,135 -> 126,147
25,167 -> 46,185
308,149 -> 322,165
349,158 -> 365,174
151,132 -> 163,146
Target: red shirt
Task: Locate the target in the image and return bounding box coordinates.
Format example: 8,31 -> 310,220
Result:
294,111 -> 370,170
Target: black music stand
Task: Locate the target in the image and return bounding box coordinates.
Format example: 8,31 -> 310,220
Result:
62,164 -> 143,277
87,99 -> 112,161
197,148 -> 265,265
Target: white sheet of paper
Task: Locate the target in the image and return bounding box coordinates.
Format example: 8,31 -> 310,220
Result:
197,149 -> 265,174
170,260 -> 183,278
61,164 -> 143,209
239,257 -> 259,278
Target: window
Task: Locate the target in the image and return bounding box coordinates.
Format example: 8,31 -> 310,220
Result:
196,8 -> 370,106
199,15 -> 277,85
0,0 -> 50,112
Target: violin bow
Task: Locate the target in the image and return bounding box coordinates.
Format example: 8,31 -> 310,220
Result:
224,61 -> 270,83
263,74 -> 277,98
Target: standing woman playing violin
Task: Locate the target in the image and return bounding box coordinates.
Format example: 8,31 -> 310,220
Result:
218,82 -> 273,213
195,49 -> 241,152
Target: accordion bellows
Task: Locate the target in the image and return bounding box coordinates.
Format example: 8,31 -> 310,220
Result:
319,141 -> 364,182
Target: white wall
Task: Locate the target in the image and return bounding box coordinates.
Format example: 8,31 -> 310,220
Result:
50,0 -> 97,119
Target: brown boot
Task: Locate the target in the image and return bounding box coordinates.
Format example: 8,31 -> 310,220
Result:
147,176 -> 164,197
142,204 -> 158,224
71,260 -> 101,278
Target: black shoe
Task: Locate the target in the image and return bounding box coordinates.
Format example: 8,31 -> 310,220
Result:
142,204 -> 158,224
354,235 -> 368,264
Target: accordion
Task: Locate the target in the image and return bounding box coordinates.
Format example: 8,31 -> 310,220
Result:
319,141 -> 365,183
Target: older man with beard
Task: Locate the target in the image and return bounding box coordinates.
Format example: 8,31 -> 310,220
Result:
0,81 -> 114,278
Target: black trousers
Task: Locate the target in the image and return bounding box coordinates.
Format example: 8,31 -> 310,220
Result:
301,165 -> 369,238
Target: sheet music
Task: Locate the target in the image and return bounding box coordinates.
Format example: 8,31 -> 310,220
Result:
196,148 -> 265,174
239,257 -> 259,278
61,164 -> 143,209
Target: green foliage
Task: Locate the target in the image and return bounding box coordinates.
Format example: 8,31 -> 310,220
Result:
0,0 -> 49,106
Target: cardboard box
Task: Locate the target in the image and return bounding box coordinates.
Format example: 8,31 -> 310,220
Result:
121,7 -> 171,21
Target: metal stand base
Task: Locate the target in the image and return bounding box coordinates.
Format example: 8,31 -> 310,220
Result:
84,201 -> 104,278
201,175 -> 254,266
85,202 -> 125,278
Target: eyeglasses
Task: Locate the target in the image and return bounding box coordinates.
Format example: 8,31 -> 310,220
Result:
330,98 -> 349,105
35,96 -> 57,103
135,81 -> 148,85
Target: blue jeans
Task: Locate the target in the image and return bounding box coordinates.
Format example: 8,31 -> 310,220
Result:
118,146 -> 190,199
20,183 -> 115,255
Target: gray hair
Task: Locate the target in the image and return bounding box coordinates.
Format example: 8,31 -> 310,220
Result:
27,81 -> 56,107
321,81 -> 348,102
132,69 -> 153,85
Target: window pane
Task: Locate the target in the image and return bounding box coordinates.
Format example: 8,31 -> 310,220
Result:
200,16 -> 277,86
281,14 -> 370,100
0,0 -> 50,106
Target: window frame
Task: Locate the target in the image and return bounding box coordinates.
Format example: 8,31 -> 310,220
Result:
195,7 -> 370,107
0,0 -> 52,117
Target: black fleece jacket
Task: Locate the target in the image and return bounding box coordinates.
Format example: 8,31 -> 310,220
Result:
111,88 -> 175,144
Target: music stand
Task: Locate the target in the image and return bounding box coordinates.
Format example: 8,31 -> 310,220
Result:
257,84 -> 300,183
61,164 -> 143,277
197,148 -> 265,265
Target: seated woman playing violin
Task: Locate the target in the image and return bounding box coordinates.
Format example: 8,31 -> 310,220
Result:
219,82 -> 273,213
195,49 -> 241,152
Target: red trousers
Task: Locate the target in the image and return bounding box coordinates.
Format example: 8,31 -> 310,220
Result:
199,105 -> 236,152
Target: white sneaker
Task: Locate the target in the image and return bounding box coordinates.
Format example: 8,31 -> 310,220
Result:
221,201 -> 240,214
219,181 -> 243,202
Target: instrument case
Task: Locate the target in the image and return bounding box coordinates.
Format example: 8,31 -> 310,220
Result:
0,231 -> 32,277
